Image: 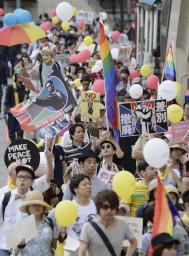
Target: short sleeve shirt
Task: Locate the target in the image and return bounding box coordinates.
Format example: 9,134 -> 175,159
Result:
80,218 -> 135,256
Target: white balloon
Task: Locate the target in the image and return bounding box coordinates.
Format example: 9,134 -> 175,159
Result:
56,2 -> 73,21
91,64 -> 100,73
95,60 -> 103,69
35,152 -> 54,177
111,48 -> 119,60
158,80 -> 177,102
129,84 -> 143,99
143,138 -> 170,168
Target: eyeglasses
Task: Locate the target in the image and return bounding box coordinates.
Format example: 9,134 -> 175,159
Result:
16,175 -> 32,180
101,144 -> 111,150
101,204 -> 116,210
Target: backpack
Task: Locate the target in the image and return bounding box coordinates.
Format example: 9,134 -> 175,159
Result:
2,187 -> 34,221
39,61 -> 61,87
2,191 -> 11,221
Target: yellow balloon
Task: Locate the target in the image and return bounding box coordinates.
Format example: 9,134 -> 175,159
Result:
112,171 -> 136,201
74,78 -> 82,89
176,82 -> 181,96
55,200 -> 78,227
140,64 -> 153,78
72,7 -> 77,16
84,36 -> 93,46
61,21 -> 70,31
52,16 -> 60,25
167,104 -> 183,124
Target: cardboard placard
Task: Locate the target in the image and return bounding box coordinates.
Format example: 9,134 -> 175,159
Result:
6,215 -> 37,249
4,139 -> 40,170
80,90 -> 100,122
119,99 -> 168,137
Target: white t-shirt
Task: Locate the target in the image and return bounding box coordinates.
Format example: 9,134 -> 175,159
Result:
67,199 -> 97,240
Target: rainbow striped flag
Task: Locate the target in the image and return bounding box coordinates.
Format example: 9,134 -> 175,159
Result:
99,22 -> 119,131
164,42 -> 176,81
149,176 -> 179,255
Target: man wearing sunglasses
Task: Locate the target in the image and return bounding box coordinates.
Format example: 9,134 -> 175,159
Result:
97,140 -> 123,189
79,190 -> 137,256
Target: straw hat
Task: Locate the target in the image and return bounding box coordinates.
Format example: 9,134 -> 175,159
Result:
168,140 -> 188,154
19,191 -> 51,213
165,184 -> 179,197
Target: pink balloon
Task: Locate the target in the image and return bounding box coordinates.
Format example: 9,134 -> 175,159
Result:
77,20 -> 85,29
0,8 -> 4,17
92,79 -> 105,96
129,70 -> 140,80
80,49 -> 91,60
112,31 -> 120,41
146,75 -> 159,90
50,9 -> 56,17
69,54 -> 78,63
76,50 -> 91,63
76,53 -> 86,64
40,21 -> 52,32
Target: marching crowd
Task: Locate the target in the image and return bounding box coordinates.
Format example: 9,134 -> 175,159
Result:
0,9 -> 189,256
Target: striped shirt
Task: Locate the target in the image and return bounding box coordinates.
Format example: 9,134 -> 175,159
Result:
128,181 -> 148,217
63,141 -> 92,166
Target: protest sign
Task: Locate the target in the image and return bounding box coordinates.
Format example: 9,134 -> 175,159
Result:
172,120 -> 189,142
117,45 -> 132,65
117,216 -> 143,249
81,90 -> 100,122
76,10 -> 94,25
6,215 -> 37,249
11,64 -> 76,132
119,99 -> 167,137
4,139 -> 40,170
38,115 -> 70,139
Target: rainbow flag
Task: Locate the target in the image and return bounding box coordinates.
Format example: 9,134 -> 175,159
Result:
99,22 -> 119,130
149,176 -> 179,255
164,42 -> 176,81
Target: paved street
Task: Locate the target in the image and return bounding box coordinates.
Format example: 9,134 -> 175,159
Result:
0,119 -> 8,187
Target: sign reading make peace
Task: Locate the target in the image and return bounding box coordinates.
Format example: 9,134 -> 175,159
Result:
4,139 -> 40,170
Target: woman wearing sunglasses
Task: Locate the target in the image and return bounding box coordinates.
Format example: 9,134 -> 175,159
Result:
97,140 -> 124,189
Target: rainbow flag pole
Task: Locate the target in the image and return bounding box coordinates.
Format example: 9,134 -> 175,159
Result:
99,21 -> 120,135
162,42 -> 176,82
148,176 -> 179,255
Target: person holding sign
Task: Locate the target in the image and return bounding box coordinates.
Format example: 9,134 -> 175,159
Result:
17,191 -> 61,256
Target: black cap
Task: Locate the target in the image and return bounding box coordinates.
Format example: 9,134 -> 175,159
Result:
151,233 -> 179,248
78,150 -> 100,163
16,165 -> 35,179
100,140 -> 116,151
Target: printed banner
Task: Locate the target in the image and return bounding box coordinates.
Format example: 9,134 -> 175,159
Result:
119,99 -> 167,137
172,120 -> 189,142
76,10 -> 94,25
80,90 -> 100,122
38,115 -> 71,139
11,64 -> 77,131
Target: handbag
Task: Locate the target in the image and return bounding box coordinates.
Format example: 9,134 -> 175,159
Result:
90,221 -> 117,256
